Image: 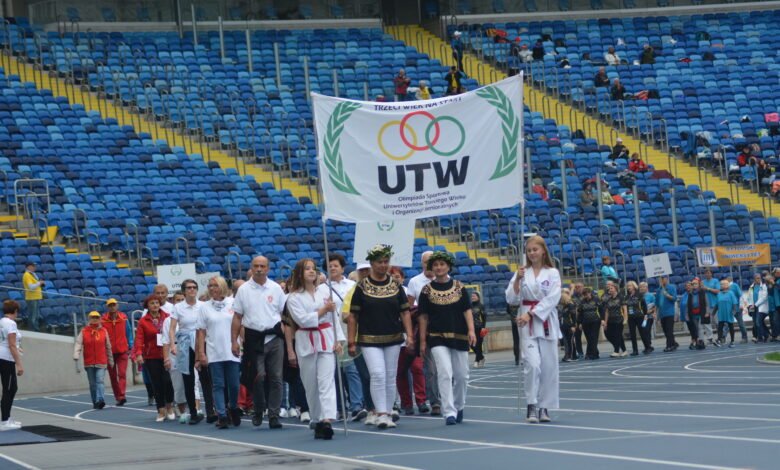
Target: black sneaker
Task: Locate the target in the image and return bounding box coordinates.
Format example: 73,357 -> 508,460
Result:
97,401 -> 105,410
252,413 -> 263,427
269,416 -> 283,429
350,409 -> 368,422
230,408 -> 242,427
189,414 -> 204,425
430,405 -> 442,416
538,408 -> 551,423
526,405 -> 539,423
207,414 -> 219,424
216,416 -> 229,429
93,402 -> 99,409
147,397 -> 155,406
630,351 -> 639,356
321,422 -> 334,440
688,343 -> 696,350
314,422 -> 324,439
116,398 -> 127,406
403,407 -> 415,416
418,403 -> 430,414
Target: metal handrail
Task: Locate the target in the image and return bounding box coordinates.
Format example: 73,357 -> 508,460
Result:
613,250 -> 628,286
641,235 -> 656,258
72,208 -> 88,252
227,250 -> 242,280
175,236 -> 190,264
124,223 -> 141,267
599,224 -> 613,253
141,246 -> 155,274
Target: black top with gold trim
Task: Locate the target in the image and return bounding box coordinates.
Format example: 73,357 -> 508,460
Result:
418,279 -> 471,351
349,275 -> 409,347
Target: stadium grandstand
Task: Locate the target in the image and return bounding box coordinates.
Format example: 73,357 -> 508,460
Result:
0,1 -> 778,469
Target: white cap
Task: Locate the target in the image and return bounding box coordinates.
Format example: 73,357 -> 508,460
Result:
356,262 -> 371,271
453,31 -> 462,37
616,138 -> 623,143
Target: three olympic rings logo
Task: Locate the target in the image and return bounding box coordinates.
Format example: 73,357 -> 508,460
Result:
377,111 -> 466,161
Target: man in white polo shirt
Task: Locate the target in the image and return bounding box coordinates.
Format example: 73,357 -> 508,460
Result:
231,256 -> 287,429
405,250 -> 441,416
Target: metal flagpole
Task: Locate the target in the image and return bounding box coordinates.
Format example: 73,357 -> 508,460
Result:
517,76 -> 526,415
318,184 -> 349,436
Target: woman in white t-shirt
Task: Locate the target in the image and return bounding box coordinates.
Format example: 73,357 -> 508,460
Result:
0,300 -> 24,431
196,276 -> 240,430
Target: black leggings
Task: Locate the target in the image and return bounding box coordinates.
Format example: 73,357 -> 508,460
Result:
606,322 -> 626,353
182,349 -> 215,417
0,359 -> 18,422
582,321 -> 601,358
474,328 -> 485,362
718,321 -> 735,343
144,358 -> 173,409
661,316 -> 677,349
627,316 -> 652,352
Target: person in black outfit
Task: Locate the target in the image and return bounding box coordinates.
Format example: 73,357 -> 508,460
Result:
507,304 -> 520,365
470,292 -> 486,368
594,67 -> 610,88
601,283 -> 627,357
610,78 -> 626,101
558,290 -> 578,362
532,39 -> 545,61
571,283 -> 586,358
624,281 -> 651,355
577,287 -> 602,359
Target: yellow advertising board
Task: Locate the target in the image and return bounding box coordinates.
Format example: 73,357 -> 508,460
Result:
696,244 -> 771,267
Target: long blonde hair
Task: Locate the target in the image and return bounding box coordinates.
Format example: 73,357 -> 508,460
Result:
524,235 -> 555,269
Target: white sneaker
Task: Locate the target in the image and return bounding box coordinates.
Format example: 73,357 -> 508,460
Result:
365,411 -> 377,426
376,414 -> 389,429
299,411 -> 311,423
8,418 -> 22,427
155,414 -> 165,423
473,361 -> 479,368
166,412 -> 176,421
288,408 -> 300,419
179,413 -> 190,424
279,408 -> 289,418
0,420 -> 21,431
385,415 -> 397,428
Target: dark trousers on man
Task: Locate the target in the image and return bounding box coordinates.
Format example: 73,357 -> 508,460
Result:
251,337 -> 284,419
661,316 -> 677,349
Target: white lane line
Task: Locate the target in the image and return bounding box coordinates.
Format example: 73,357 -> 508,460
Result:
684,352 -> 773,371
40,396 -> 93,405
15,407 -> 412,470
474,387 -> 780,397
0,453 -> 40,470
400,414 -> 780,445
561,397 -> 780,407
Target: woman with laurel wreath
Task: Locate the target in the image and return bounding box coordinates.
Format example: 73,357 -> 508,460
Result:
418,251 -> 476,425
348,245 -> 414,430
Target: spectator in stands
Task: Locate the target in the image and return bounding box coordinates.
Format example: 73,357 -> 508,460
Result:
445,66 -> 465,96
547,182 -> 563,201
594,67 -> 610,88
746,273 -> 769,343
628,153 -> 648,172
727,277 -> 748,342
134,295 -> 174,422
656,276 -> 678,352
22,261 -> 44,332
393,69 -> 411,102
232,256 -> 286,430
559,289 -> 577,362
101,299 -> 132,406
451,31 -> 465,72
74,311 -> 113,410
580,184 -> 596,208
600,186 -> 614,206
415,80 -> 432,100
471,292 -> 486,368
639,44 -> 656,65
604,46 -> 621,66
736,146 -> 752,167
577,287 -> 601,360
517,44 -> 533,63
610,138 -> 629,160
601,282 -> 627,357
610,78 -> 626,101
600,256 -> 620,286
0,300 -> 23,431
532,39 -> 545,61
531,178 -> 549,201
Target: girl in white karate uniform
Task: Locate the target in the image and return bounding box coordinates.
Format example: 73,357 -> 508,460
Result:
505,235 -> 562,423
286,258 -> 345,440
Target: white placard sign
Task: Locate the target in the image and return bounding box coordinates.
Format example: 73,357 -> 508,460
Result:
196,272 -> 221,296
643,253 -> 672,279
353,219 -> 416,268
156,263 -> 197,292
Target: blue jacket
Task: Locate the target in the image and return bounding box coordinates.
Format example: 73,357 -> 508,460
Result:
715,291 -> 738,323
656,284 -> 677,318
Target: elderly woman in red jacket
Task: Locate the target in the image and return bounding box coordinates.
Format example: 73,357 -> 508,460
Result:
74,311 -> 113,409
134,295 -> 175,422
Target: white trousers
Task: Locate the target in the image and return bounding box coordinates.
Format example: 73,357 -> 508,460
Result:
363,345 -> 401,414
170,368 -> 186,405
521,329 -> 560,409
430,346 -> 469,419
298,351 -> 337,423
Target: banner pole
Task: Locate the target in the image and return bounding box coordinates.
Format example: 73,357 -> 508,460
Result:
318,183 -> 349,437
517,73 -> 525,416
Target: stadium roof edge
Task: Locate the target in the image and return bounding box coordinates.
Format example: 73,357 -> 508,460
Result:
38,18 -> 382,33
442,0 -> 780,23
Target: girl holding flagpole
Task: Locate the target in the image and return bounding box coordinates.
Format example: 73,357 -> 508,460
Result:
505,235 -> 562,423
286,258 -> 345,440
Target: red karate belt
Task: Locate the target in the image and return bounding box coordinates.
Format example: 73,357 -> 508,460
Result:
522,300 -> 550,337
300,322 -> 332,350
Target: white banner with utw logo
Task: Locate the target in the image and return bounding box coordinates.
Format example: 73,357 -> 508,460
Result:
313,74 -> 524,223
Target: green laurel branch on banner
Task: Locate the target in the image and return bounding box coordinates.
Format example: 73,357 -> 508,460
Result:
476,86 -> 520,180
323,101 -> 362,195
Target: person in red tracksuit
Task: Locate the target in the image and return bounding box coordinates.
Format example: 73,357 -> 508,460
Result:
101,298 -> 133,406
134,295 -> 174,422
74,311 -> 113,409
391,267 -> 427,415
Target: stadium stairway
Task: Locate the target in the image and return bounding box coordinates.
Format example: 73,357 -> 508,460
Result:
1,49 -> 511,270
388,25 -> 778,216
